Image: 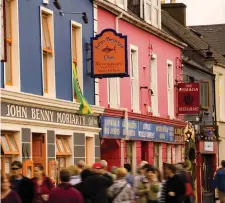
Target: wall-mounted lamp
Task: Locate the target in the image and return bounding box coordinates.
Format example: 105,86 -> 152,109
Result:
53,0 -> 61,10
59,11 -> 88,24
203,46 -> 216,68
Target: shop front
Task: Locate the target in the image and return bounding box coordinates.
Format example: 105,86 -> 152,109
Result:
100,115 -> 185,171
0,90 -> 104,182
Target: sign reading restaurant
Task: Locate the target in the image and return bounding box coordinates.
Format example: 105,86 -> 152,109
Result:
91,29 -> 129,78
178,83 -> 200,114
1,102 -> 99,128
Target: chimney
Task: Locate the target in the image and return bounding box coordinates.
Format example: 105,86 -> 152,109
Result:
161,3 -> 187,26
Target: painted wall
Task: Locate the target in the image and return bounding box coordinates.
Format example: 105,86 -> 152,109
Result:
1,0 -> 95,104
98,8 -> 182,117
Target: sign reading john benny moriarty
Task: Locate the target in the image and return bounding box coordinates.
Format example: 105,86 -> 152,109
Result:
1,102 -> 99,128
101,116 -> 176,142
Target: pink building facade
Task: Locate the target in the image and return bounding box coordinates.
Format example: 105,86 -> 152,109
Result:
94,0 -> 186,171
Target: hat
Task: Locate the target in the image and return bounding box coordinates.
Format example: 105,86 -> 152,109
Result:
92,162 -> 103,169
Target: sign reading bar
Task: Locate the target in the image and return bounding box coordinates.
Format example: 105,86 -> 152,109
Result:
91,29 -> 129,78
1,102 -> 99,128
101,116 -> 176,142
178,83 -> 200,114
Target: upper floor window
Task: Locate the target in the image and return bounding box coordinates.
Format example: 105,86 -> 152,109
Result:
167,60 -> 174,118
130,45 -> 139,112
5,0 -> 12,85
71,21 -> 83,101
40,7 -> 55,97
219,74 -> 225,120
200,81 -> 210,109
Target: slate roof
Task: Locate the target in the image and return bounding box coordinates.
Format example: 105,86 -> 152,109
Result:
161,10 -> 225,66
190,24 -> 225,57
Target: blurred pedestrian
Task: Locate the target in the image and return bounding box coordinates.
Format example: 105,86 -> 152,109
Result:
124,163 -> 134,187
164,164 -> 185,203
110,166 -> 118,180
77,160 -> 86,172
213,160 -> 225,203
48,168 -> 83,203
32,164 -> 54,203
67,165 -> 81,186
1,175 -> 22,203
108,167 -> 134,203
101,160 -> 108,170
10,161 -> 34,203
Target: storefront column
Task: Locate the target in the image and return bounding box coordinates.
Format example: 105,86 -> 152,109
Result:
73,133 -> 85,164
161,143 -> 167,164
95,134 -> 101,162
47,130 -> 55,164
21,128 -> 31,161
136,141 -> 142,166
147,142 -> 154,165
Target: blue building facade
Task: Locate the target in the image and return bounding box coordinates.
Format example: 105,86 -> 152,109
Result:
1,0 -> 103,178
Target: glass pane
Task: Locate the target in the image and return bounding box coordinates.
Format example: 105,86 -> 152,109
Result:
152,7 -> 158,26
56,143 -> 59,153
60,158 -> 65,168
5,0 -> 11,39
72,28 -> 77,62
131,52 -> 134,77
57,139 -> 64,152
42,15 -> 51,50
5,158 -> 11,174
5,43 -> 12,84
51,164 -> 56,179
8,136 -> 17,152
1,135 -> 10,152
43,53 -> 48,92
146,3 -> 151,21
63,138 -> 71,153
27,167 -> 32,178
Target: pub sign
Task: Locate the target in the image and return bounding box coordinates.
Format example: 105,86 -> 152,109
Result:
178,83 -> 200,114
91,29 -> 129,78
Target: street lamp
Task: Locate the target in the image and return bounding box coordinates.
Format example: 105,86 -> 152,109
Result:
203,46 -> 216,69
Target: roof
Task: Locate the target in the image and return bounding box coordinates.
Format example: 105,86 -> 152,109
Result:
161,10 -> 225,66
190,24 -> 225,57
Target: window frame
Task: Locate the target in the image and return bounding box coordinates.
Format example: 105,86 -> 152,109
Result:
56,136 -> 72,156
167,60 -> 174,118
200,81 -> 210,109
5,0 -> 13,86
1,132 -> 19,155
218,74 -> 225,121
116,0 -> 127,11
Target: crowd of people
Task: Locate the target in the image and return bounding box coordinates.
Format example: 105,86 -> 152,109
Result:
1,159 -> 225,203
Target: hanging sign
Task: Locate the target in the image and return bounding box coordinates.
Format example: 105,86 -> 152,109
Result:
201,125 -> 218,141
91,29 -> 129,78
178,83 -> 200,114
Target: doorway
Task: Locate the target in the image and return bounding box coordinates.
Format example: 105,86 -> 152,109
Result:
141,141 -> 148,162
32,133 -> 46,172
86,137 -> 94,165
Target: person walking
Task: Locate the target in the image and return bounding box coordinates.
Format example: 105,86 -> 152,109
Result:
10,161 -> 34,203
124,163 -> 134,187
108,168 -> 134,203
48,169 -> 83,203
32,164 -> 54,203
67,165 -> 81,186
164,164 -> 185,203
213,160 -> 225,203
147,167 -> 160,203
1,175 -> 22,203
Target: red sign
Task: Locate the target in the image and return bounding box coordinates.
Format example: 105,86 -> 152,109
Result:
178,83 -> 200,114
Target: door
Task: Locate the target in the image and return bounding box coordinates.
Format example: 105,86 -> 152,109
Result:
141,141 -> 148,161
32,134 -> 46,172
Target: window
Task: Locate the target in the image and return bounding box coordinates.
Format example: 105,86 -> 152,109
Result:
200,81 -> 210,109
71,21 -> 83,101
154,143 -> 160,168
128,0 -> 143,17
150,54 -> 158,116
167,60 -> 174,118
116,0 -> 127,10
219,74 -> 225,120
130,45 -> 139,112
41,7 -> 55,97
5,0 -> 12,85
1,131 -> 19,175
56,137 -> 72,156
108,78 -> 120,108
144,0 -> 161,28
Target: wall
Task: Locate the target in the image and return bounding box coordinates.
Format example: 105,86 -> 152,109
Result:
98,8 -> 181,117
1,0 -> 95,104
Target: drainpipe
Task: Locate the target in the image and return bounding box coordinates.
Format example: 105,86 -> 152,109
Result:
115,13 -> 123,32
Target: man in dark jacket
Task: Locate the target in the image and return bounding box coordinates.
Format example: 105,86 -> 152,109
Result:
10,161 -> 34,203
49,169 -> 83,203
74,162 -> 113,203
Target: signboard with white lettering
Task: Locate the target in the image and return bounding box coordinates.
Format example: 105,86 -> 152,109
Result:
101,116 -> 175,142
1,102 -> 99,128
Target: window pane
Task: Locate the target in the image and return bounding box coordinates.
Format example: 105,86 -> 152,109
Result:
1,135 -> 10,152
119,0 -> 125,5
63,138 -> 71,153
42,15 -> 51,50
8,135 -> 17,152
60,158 -> 65,168
5,158 -> 11,174
56,143 -> 59,153
152,7 -> 158,26
43,53 -> 48,93
5,0 -> 11,39
5,42 -> 12,84
57,139 -> 65,152
72,28 -> 77,62
131,52 -> 134,77
146,3 -> 151,21
200,83 -> 209,107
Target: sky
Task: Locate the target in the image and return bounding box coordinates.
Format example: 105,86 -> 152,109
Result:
177,0 -> 225,25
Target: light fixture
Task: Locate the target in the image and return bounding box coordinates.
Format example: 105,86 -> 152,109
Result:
53,0 -> 61,10
59,11 -> 88,24
185,130 -> 192,142
203,46 -> 216,69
